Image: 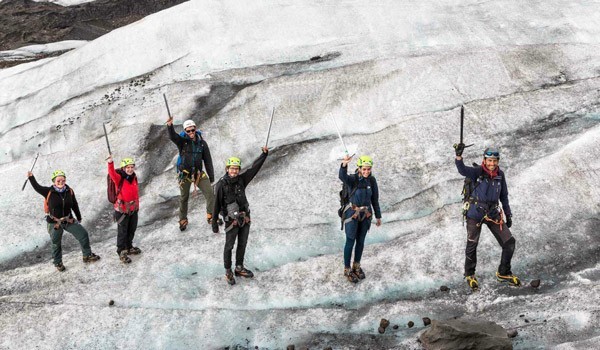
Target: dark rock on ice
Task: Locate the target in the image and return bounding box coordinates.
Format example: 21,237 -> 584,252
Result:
379,318 -> 390,329
419,317 -> 513,350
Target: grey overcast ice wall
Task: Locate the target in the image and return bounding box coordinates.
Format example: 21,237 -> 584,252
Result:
0,0 -> 599,349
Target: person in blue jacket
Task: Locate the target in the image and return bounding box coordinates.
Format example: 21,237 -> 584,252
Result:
339,155 -> 382,283
455,144 -> 520,290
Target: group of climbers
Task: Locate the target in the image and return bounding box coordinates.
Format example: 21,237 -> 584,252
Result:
25,111 -> 519,291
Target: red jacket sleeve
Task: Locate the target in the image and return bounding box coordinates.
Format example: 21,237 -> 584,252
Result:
108,162 -> 122,184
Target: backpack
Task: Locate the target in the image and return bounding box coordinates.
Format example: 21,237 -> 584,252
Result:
176,130 -> 203,174
44,188 -> 74,215
337,174 -> 375,230
107,174 -> 125,204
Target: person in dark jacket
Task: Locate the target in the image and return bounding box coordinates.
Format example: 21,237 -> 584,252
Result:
107,155 -> 140,264
27,170 -> 100,271
212,147 -> 268,285
167,117 -> 216,231
454,144 -> 520,290
339,155 -> 382,283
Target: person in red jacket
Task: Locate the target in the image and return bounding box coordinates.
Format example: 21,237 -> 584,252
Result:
107,155 -> 140,264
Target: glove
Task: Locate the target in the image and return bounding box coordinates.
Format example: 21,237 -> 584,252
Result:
506,216 -> 512,228
454,143 -> 465,157
212,226 -> 219,234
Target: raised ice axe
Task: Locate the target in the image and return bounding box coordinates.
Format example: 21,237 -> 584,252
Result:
21,152 -> 39,191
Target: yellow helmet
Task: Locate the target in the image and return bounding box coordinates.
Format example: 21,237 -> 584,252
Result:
226,157 -> 241,168
120,158 -> 135,168
51,170 -> 66,181
356,155 -> 373,167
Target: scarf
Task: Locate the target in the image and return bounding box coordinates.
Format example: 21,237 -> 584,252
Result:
53,185 -> 67,193
481,161 -> 499,178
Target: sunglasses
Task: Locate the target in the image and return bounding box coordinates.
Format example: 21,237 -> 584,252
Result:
185,128 -> 196,134
484,151 -> 500,158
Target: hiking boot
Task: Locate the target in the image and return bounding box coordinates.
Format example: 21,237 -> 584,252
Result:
82,253 -> 101,263
207,214 -> 224,226
55,262 -> 66,272
128,247 -> 142,255
179,219 -> 188,231
225,269 -> 236,285
352,262 -> 366,280
234,266 -> 254,278
465,275 -> 479,291
496,272 -> 521,286
344,267 -> 359,283
119,250 -> 132,264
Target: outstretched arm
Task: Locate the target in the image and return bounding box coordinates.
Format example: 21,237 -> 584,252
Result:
28,173 -> 50,197
107,155 -> 122,184
455,158 -> 480,180
240,147 -> 269,185
167,124 -> 184,148
338,155 -> 356,187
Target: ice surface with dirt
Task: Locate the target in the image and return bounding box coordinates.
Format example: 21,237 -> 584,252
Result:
0,0 -> 599,349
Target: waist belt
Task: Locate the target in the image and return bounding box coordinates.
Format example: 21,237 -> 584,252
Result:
179,170 -> 207,192
116,200 -> 138,214
343,204 -> 372,225
48,215 -> 75,229
225,211 -> 250,232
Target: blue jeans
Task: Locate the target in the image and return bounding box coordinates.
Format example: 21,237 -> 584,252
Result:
343,217 -> 371,267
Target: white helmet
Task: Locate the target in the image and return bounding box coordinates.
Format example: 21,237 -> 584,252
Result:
183,120 -> 196,129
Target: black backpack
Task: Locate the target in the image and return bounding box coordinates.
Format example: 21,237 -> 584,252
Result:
107,174 -> 125,204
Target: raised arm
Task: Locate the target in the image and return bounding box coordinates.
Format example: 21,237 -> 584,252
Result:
338,154 -> 357,187
28,174 -> 50,197
107,156 -> 122,185
239,148 -> 268,185
167,124 -> 184,148
455,158 -> 480,180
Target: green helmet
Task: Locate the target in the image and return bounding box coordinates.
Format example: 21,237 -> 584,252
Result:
226,157 -> 241,168
356,155 -> 373,167
120,158 -> 135,168
51,170 -> 66,181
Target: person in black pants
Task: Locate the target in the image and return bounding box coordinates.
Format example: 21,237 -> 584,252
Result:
212,147 -> 268,285
107,155 -> 140,264
454,144 -> 519,291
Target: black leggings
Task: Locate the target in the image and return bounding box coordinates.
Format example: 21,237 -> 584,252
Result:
465,218 -> 515,276
224,223 -> 250,269
115,210 -> 138,254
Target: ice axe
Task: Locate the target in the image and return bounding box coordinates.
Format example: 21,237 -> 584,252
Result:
331,115 -> 355,159
453,105 -> 474,153
102,123 -> 112,157
265,107 -> 275,148
21,152 -> 39,191
163,93 -> 173,124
